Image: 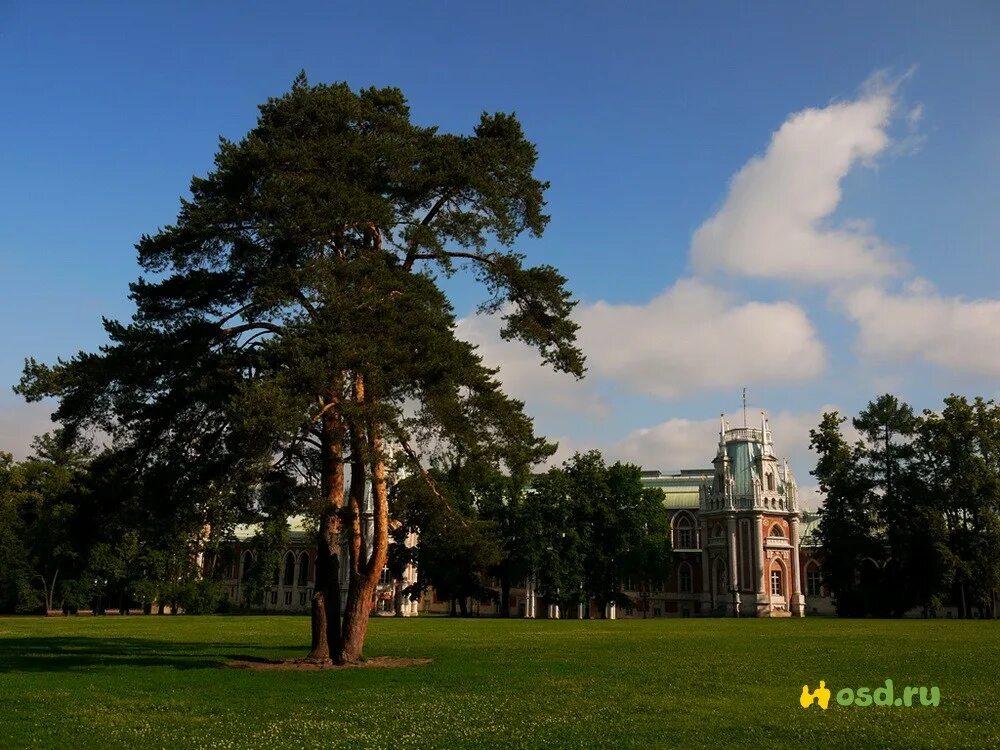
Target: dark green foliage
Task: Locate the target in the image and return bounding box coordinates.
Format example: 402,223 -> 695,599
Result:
0,453 -> 32,611
522,452 -> 671,615
813,394 -> 1000,617
392,464 -> 505,616
237,517 -> 290,609
15,76 -> 582,657
393,451 -> 670,617
917,396 -> 1000,617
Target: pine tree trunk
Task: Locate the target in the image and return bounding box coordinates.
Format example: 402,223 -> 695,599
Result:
499,573 -> 510,618
307,402 -> 346,663
393,581 -> 403,617
339,423 -> 390,663
337,373 -> 390,664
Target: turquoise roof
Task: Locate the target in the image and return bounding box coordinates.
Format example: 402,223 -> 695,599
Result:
641,470 -> 712,509
725,438 -> 761,496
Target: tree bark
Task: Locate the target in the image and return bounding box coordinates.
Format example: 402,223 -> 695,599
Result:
393,580 -> 403,617
338,372 -> 391,663
307,400 -> 346,663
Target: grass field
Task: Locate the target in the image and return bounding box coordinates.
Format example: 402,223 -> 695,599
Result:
1,615 -> 998,749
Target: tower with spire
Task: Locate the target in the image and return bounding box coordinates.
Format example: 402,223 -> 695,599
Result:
697,409 -> 805,617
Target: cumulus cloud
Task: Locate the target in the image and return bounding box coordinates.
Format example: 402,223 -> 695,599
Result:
458,280 -> 825,404
690,86 -> 904,283
455,312 -> 610,419
575,280 -> 825,398
840,280 -> 1000,376
459,81 -> 931,405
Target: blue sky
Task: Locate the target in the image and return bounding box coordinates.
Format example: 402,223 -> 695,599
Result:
2,2 -> 999,499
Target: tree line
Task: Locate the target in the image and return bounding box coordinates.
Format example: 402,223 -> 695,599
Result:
393,450 -> 672,617
0,434 -> 671,621
812,393 -> 1000,618
0,431 -> 226,615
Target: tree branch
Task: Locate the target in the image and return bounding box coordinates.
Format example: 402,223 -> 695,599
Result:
293,290 -> 320,321
402,190 -> 456,270
219,321 -> 284,338
396,434 -> 470,528
406,250 -> 498,268
214,304 -> 254,327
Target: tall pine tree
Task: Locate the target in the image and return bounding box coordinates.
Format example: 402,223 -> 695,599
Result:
18,76 -> 583,663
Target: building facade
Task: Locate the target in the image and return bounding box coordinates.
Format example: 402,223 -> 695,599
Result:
214,409 -> 835,618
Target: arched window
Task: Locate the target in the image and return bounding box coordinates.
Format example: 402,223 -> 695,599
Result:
770,524 -> 785,539
678,563 -> 693,593
712,524 -> 724,540
770,564 -> 784,596
298,552 -> 310,586
282,552 -> 295,586
674,514 -> 694,549
766,472 -> 775,491
240,550 -> 254,581
806,563 -> 822,597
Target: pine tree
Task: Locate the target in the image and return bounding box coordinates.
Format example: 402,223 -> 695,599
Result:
17,76 -> 583,662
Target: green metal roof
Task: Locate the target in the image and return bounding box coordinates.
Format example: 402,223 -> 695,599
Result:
233,515 -> 315,542
726,439 -> 761,496
641,470 -> 712,509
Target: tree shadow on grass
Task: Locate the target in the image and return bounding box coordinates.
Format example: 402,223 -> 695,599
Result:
0,636 -> 301,673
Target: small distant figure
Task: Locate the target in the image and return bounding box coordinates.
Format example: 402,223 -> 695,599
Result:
800,681 -> 831,710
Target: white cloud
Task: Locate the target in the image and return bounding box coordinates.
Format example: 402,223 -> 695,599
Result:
460,83 -> 923,406
690,87 -> 904,283
455,312 -> 610,418
576,279 -> 825,398
458,279 -> 825,405
840,280 -> 1000,376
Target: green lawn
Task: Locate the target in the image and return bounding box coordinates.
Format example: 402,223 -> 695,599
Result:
0,615 -> 997,749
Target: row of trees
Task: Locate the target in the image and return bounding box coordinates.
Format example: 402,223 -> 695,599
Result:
0,432 -> 201,614
392,451 -> 672,617
812,394 -> 1000,618
0,430 -> 290,616
1,430 -> 669,622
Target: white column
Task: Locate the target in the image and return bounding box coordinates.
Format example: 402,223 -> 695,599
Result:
606,601 -> 617,620
753,513 -> 767,616
789,516 -> 805,617
292,557 -> 301,608
236,553 -> 245,604
726,516 -> 739,617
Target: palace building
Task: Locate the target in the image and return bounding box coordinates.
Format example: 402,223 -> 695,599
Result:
214,409 -> 834,618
